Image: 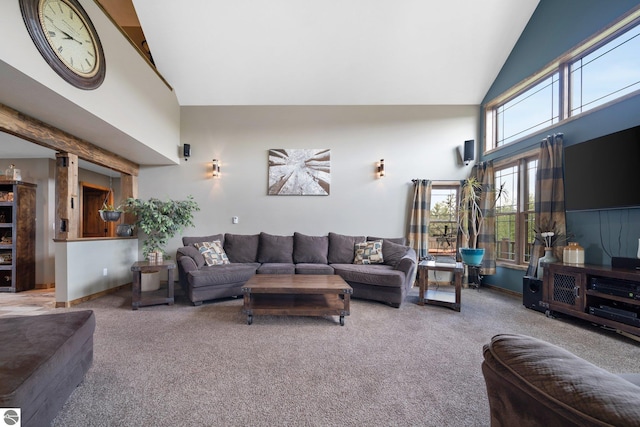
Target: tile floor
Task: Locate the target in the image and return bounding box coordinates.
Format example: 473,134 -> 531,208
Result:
0,288 -> 56,317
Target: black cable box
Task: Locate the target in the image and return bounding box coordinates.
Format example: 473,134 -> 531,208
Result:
589,277 -> 640,300
589,306 -> 640,327
612,256 -> 640,270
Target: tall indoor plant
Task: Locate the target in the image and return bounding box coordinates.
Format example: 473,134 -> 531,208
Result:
123,195 -> 200,259
458,177 -> 504,266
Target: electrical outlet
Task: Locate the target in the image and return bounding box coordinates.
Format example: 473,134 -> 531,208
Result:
103,268 -> 108,276
232,216 -> 239,224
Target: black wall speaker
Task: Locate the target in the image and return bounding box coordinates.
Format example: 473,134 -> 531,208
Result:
463,139 -> 474,165
183,143 -> 191,158
523,276 -> 546,313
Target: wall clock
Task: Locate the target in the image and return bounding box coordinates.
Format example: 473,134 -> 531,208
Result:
20,0 -> 106,89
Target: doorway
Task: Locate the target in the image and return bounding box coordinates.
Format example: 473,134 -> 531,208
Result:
81,182 -> 114,237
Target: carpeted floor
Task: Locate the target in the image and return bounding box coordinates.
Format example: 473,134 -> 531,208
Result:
50,285 -> 638,426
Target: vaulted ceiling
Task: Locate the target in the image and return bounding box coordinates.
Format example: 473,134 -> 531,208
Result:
1,1 -> 539,173
133,0 -> 539,105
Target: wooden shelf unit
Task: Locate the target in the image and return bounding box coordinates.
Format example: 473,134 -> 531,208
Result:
543,262 -> 640,337
0,181 -> 36,292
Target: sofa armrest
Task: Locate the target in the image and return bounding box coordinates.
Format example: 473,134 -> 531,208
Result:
395,247 -> 417,289
176,246 -> 204,290
482,333 -> 640,427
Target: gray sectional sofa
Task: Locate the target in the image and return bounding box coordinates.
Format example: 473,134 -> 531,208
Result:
176,232 -> 417,307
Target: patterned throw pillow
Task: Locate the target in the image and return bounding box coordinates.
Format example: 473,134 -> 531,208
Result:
353,240 -> 384,265
193,241 -> 230,266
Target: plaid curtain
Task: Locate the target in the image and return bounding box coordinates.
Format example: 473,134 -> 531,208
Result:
526,134 -> 567,277
475,162 -> 497,275
408,179 -> 432,259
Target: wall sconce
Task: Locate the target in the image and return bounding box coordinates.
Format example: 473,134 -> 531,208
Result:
377,159 -> 385,178
212,159 -> 220,178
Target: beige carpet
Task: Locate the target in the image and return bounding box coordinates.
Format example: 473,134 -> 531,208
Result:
50,285 -> 638,426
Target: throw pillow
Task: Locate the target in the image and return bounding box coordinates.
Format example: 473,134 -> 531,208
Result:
354,240 -> 384,265
193,241 -> 230,266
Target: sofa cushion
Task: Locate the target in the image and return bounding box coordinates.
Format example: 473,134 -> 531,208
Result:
193,241 -> 230,266
354,240 -> 384,264
183,233 -> 224,247
224,234 -> 260,263
188,263 -> 259,288
367,236 -> 407,245
176,246 -> 205,269
257,263 -> 296,274
258,233 -> 294,263
295,263 -> 335,275
293,232 -> 329,264
332,264 -> 404,287
383,241 -> 410,267
328,232 -> 366,264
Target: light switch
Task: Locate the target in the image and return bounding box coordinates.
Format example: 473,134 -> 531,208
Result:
232,216 -> 239,224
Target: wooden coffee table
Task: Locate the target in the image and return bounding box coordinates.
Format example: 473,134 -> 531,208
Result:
242,275 -> 352,326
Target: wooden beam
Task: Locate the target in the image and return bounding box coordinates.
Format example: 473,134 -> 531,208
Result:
0,103 -> 139,176
120,173 -> 138,227
55,153 -> 80,240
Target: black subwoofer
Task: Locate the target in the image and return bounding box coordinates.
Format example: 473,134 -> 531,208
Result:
523,276 -> 546,313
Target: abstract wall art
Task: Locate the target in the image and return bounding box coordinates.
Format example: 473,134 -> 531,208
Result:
268,149 -> 330,195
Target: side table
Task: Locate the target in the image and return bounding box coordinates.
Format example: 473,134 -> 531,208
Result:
131,260 -> 176,310
417,260 -> 464,312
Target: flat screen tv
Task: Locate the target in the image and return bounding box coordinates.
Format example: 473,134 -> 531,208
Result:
564,125 -> 640,211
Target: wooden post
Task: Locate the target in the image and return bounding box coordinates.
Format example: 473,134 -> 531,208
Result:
120,173 -> 138,229
55,153 -> 79,240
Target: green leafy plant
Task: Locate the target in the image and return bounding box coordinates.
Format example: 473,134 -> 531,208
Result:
123,195 -> 200,258
100,202 -> 121,212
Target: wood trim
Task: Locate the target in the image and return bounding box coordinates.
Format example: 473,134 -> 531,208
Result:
0,103 -> 139,176
55,282 -> 132,307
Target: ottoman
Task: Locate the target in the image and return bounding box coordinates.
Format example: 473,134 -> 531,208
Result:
0,310 -> 96,426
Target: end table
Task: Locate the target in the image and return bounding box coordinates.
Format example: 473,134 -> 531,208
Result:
417,260 -> 464,312
131,260 -> 176,310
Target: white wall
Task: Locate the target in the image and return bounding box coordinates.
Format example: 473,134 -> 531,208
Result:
55,238 -> 137,304
0,0 -> 180,164
137,105 -> 479,258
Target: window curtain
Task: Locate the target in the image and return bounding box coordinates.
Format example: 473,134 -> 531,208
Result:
474,162 -> 497,275
408,179 -> 432,260
526,134 -> 567,277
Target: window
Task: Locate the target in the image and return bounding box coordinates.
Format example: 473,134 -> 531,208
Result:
485,11 -> 640,151
570,23 -> 640,115
494,156 -> 538,266
428,185 -> 459,258
494,73 -> 560,147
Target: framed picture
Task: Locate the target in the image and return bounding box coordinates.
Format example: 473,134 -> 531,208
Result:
268,149 -> 330,195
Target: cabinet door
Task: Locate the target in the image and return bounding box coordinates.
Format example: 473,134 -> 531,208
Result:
547,269 -> 586,314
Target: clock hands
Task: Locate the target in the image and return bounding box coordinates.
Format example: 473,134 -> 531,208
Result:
60,28 -> 82,45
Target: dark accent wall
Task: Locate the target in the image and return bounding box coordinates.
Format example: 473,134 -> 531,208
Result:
480,0 -> 640,293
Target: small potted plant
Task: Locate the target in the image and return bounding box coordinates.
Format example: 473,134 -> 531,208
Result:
123,195 -> 199,291
99,202 -> 123,222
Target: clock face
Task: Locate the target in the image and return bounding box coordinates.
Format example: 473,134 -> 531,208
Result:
20,0 -> 106,89
39,0 -> 99,78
